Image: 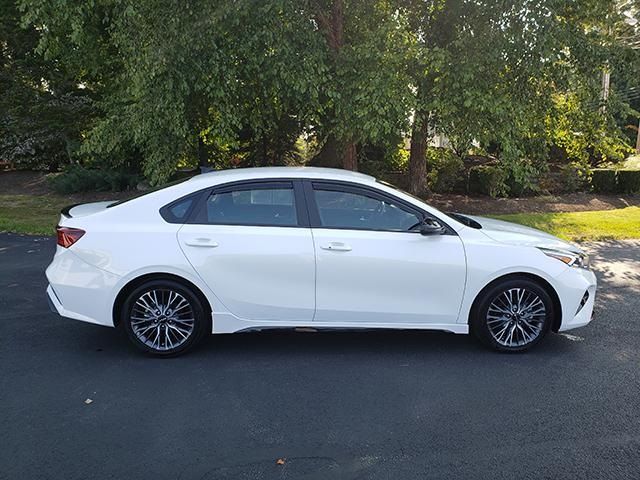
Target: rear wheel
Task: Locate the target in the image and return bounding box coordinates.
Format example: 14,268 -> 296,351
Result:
471,278 -> 554,352
121,279 -> 209,356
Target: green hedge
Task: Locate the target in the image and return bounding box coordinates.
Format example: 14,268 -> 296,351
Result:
426,148 -> 465,193
591,169 -> 618,193
591,168 -> 640,194
617,170 -> 640,194
467,165 -> 509,198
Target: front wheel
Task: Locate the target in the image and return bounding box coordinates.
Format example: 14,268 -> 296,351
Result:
121,279 -> 209,356
471,278 -> 554,352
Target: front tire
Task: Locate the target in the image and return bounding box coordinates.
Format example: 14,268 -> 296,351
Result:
471,278 -> 554,352
121,279 -> 209,356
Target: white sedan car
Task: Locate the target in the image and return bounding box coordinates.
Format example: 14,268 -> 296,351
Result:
46,167 -> 596,356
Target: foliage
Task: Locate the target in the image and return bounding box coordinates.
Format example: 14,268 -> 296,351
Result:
5,0 -> 639,191
357,140 -> 409,177
501,158 -> 548,197
48,166 -> 141,194
0,0 -> 95,170
547,92 -> 634,166
591,168 -> 619,192
557,162 -> 592,194
425,148 -> 464,193
616,170 -> 640,193
468,165 -> 509,198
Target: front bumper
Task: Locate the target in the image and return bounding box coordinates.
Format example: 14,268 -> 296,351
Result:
555,266 -> 597,332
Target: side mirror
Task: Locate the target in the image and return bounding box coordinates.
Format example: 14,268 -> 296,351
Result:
420,220 -> 445,236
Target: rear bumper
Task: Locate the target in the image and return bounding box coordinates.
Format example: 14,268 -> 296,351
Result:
45,247 -> 120,327
555,267 -> 597,332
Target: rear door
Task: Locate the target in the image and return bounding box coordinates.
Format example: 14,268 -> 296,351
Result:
177,180 -> 315,321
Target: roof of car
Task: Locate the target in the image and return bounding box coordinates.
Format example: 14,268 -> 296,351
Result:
188,166 -> 375,187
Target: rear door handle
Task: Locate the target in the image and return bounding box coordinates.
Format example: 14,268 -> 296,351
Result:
184,238 -> 219,248
320,242 -> 352,252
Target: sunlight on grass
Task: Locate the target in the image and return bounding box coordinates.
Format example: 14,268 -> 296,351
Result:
492,206 -> 640,242
623,155 -> 640,169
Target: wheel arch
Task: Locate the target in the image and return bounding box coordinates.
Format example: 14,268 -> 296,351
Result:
469,272 -> 563,332
112,272 -> 213,327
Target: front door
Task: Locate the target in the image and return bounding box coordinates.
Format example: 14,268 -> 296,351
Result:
307,181 -> 466,325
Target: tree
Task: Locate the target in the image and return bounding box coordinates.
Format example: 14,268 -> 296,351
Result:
0,0 -> 94,170
20,0 -> 329,183
310,0 -> 413,171
12,0 -> 639,188
401,0 -> 639,194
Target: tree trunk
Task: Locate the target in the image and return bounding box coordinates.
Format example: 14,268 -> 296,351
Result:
343,141 -> 357,171
313,0 -> 356,170
311,135 -> 342,168
197,137 -> 208,168
408,113 -> 428,197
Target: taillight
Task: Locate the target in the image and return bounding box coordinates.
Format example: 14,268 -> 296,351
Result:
56,226 -> 85,248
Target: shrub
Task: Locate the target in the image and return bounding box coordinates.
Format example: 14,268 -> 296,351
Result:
426,148 -> 465,193
49,165 -> 141,194
468,165 -> 509,198
616,170 -> 640,194
557,162 -> 591,193
591,169 -> 618,193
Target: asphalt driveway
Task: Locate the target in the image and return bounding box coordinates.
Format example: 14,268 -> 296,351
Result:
1,234 -> 639,479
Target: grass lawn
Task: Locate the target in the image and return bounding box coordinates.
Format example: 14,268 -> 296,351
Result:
0,194 -> 73,236
623,155 -> 640,169
492,206 -> 640,242
1,193 -> 639,242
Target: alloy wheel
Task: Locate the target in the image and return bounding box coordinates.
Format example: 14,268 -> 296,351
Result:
129,289 -> 195,351
486,288 -> 546,348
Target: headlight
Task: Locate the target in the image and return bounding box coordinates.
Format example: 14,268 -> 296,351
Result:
539,248 -> 590,269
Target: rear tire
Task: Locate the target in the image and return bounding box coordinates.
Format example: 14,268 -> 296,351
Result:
121,279 -> 209,356
471,277 -> 554,352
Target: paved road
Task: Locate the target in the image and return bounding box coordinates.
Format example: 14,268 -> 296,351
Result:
1,234 -> 639,480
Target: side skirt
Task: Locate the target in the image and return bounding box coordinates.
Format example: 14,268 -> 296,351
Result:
210,312 -> 469,335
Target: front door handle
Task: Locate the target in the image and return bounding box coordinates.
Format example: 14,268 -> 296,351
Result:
184,238 -> 219,248
320,242 -> 352,252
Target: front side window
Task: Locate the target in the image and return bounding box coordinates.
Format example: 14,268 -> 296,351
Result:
313,187 -> 420,231
205,184 -> 297,226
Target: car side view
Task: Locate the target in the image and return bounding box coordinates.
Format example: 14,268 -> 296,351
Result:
46,167 -> 597,356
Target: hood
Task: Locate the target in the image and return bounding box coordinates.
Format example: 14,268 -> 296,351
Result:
464,215 -> 582,254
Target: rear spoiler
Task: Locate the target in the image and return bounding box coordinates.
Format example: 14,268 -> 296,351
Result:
60,203 -> 82,219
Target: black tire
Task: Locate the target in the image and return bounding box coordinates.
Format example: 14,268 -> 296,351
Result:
121,279 -> 209,357
470,277 -> 554,352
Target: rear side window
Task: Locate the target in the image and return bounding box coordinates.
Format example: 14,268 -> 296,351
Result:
168,198 -> 194,220
204,184 -> 298,226
160,193 -> 201,223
